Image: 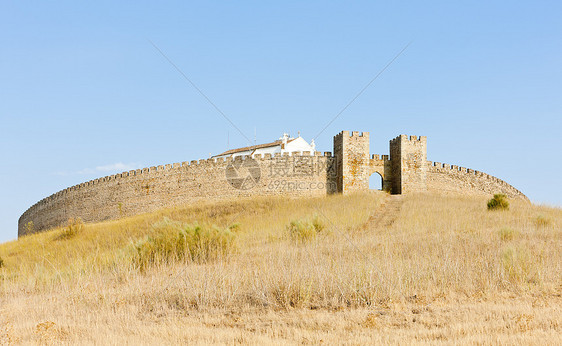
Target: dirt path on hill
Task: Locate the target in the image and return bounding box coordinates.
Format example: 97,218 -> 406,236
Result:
362,194 -> 404,230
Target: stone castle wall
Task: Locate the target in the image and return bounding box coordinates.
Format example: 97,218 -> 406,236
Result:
425,161 -> 526,198
18,130 -> 528,237
19,153 -> 337,237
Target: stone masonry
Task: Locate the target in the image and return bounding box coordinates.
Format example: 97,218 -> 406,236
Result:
18,130 -> 528,237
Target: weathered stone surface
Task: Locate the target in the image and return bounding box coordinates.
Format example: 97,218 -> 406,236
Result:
334,131 -> 370,193
18,130 -> 528,237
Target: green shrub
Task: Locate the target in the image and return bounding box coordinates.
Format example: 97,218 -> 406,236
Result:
487,194 -> 509,211
57,218 -> 85,240
287,215 -> 326,243
0,256 -> 4,268
132,218 -> 236,270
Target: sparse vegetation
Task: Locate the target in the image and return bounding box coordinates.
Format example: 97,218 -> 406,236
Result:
534,215 -> 551,228
24,221 -> 34,234
56,218 -> 84,240
132,218 -> 236,270
487,193 -> 510,210
0,192 -> 560,344
286,215 -> 326,243
227,222 -> 240,232
499,227 -> 516,241
501,245 -> 535,283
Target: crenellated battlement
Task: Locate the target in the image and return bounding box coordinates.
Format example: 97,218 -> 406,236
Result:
427,160 -> 527,199
390,134 -> 427,144
334,130 -> 349,139
351,131 -> 367,137
18,130 -> 527,237
334,130 -> 368,140
370,154 -> 391,161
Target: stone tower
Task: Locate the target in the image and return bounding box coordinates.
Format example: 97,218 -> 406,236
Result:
333,131 -> 370,193
389,135 -> 427,194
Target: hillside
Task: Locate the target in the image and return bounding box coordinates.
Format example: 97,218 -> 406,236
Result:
1,192 -> 561,344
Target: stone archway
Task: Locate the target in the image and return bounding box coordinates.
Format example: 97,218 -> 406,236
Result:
369,172 -> 384,190
368,159 -> 389,192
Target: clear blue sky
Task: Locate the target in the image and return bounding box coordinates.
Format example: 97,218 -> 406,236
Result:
1,1 -> 561,242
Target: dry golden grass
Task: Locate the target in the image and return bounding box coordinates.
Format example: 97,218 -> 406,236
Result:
1,191 -> 561,344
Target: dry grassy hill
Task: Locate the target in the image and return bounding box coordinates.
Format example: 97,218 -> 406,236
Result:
1,192 -> 561,344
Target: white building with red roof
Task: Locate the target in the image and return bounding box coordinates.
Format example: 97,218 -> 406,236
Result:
212,133 -> 316,159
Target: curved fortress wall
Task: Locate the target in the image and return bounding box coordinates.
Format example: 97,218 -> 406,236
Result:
19,153 -> 337,237
425,162 -> 526,198
19,131 -> 528,237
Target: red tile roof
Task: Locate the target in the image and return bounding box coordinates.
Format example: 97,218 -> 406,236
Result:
214,138 -> 296,157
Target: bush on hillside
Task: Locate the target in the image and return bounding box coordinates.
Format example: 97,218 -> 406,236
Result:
132,218 -> 236,270
57,218 -> 85,240
487,194 -> 509,211
0,256 -> 4,268
287,215 -> 326,243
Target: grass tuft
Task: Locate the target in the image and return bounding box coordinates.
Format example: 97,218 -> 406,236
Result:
499,227 -> 516,241
534,215 -> 551,228
131,217 -> 236,270
228,223 -> 241,232
286,215 -> 326,243
501,245 -> 535,284
56,218 -> 85,240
